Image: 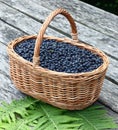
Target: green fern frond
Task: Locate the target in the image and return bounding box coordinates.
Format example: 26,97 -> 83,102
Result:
0,97 -> 117,130
0,97 -> 38,123
0,110 -> 42,130
21,102 -> 80,130
0,104 -> 80,130
0,119 -> 30,130
66,106 -> 117,130
32,102 -> 80,130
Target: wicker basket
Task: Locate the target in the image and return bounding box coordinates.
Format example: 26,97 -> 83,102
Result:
7,8 -> 109,110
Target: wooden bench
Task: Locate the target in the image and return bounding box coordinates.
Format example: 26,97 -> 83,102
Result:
0,0 -> 118,127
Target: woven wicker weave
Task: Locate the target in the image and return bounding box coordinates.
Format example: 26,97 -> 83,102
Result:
7,8 -> 109,110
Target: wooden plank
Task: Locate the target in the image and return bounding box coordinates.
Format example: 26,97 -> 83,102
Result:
107,57 -> 118,83
0,21 -> 25,44
33,0 -> 118,40
1,1 -> 118,59
0,2 -> 117,84
100,79 -> 118,113
0,4 -> 64,44
1,0 -> 118,40
0,42 -> 25,104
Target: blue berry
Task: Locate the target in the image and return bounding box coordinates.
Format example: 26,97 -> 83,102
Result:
14,38 -> 103,73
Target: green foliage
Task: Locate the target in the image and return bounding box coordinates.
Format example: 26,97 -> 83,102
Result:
0,97 -> 38,123
0,97 -> 117,130
66,106 -> 117,130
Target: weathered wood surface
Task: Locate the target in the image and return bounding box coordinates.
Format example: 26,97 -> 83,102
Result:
1,1 -> 118,59
33,0 -> 118,40
0,3 -> 64,39
0,20 -> 25,44
0,2 -> 118,85
0,0 -> 118,126
99,80 -> 118,112
1,0 -> 118,40
0,42 -> 25,104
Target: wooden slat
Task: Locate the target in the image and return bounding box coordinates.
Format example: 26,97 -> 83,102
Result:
1,0 -> 118,40
33,0 -> 118,40
0,1 -> 118,59
0,2 -> 117,84
0,4 -> 64,43
107,57 -> 118,82
0,21 -> 25,44
100,79 -> 118,113
0,42 -> 25,104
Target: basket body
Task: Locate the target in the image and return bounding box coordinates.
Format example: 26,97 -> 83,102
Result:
7,35 -> 109,110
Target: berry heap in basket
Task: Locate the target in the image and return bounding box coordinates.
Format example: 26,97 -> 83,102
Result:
14,39 -> 103,73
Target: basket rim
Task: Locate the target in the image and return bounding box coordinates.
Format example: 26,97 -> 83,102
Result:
7,35 -> 109,77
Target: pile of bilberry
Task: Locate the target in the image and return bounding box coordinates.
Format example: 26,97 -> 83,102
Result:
14,39 -> 103,73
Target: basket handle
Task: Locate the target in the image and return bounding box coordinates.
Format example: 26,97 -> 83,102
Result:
33,8 -> 78,65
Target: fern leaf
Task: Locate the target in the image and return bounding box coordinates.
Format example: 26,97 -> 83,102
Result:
33,102 -> 80,130
66,106 -> 118,130
0,97 -> 38,123
0,97 -> 117,130
0,119 -> 30,130
0,109 -> 44,130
